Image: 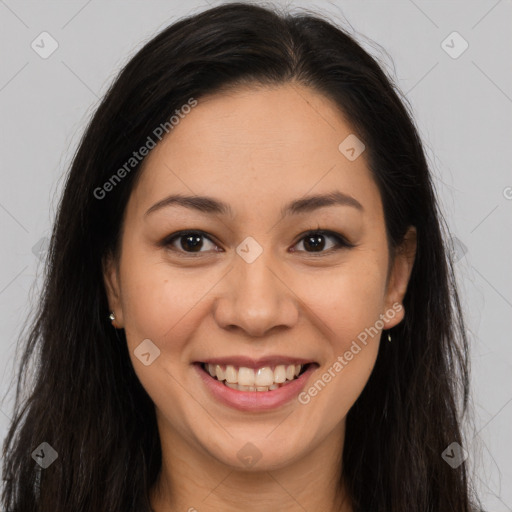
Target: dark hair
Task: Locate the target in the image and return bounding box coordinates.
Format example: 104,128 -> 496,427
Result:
1,2 -> 482,511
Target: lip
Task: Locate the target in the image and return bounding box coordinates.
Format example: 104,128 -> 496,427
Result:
194,361 -> 318,412
198,355 -> 315,369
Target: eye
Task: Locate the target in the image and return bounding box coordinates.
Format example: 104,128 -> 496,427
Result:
291,229 -> 354,255
163,230 -> 221,255
162,228 -> 354,257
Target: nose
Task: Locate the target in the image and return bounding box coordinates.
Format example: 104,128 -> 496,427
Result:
212,251 -> 299,338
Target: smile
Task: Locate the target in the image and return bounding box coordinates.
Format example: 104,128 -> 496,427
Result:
202,362 -> 309,392
194,360 -> 319,411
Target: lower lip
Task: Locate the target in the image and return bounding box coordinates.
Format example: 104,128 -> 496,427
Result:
194,363 -> 317,412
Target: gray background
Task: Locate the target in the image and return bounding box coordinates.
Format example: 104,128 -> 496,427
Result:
1,0 -> 511,509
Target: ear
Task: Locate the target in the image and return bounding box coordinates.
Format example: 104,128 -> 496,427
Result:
382,226 -> 417,329
102,251 -> 124,328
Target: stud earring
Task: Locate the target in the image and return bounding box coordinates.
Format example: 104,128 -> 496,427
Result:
387,330 -> 392,343
109,311 -> 117,328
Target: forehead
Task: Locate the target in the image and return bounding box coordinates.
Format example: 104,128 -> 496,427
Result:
127,83 -> 382,222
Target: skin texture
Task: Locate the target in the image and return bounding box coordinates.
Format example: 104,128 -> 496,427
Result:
103,83 -> 417,512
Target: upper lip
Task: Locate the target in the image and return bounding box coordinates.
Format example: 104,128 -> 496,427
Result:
197,356 -> 316,369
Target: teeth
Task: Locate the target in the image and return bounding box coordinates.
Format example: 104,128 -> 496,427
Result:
224,382 -> 288,392
273,365 -> 286,383
238,367 -> 255,387
204,363 -> 305,390
225,365 -> 237,383
215,365 -> 225,381
255,367 -> 274,387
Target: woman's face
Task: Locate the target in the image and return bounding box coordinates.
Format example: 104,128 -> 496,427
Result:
104,83 -> 416,472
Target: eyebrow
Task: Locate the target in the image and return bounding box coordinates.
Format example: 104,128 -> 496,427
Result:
144,191 -> 364,219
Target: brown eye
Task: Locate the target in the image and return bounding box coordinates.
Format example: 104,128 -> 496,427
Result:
161,229 -> 354,257
164,231 -> 220,254
291,230 -> 353,254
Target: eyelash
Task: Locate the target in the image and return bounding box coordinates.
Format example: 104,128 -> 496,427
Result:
161,228 -> 355,257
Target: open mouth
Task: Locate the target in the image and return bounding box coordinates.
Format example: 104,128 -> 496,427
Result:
199,362 -> 313,392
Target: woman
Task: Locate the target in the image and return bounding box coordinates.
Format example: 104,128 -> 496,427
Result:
1,2 -> 483,511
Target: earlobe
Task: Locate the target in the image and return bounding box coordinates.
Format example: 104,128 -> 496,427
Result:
383,226 -> 417,328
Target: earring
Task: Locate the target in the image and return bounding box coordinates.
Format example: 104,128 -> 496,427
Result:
109,311 -> 117,328
387,330 -> 392,343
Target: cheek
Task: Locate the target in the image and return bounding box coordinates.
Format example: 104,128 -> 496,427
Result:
296,267 -> 385,424
119,244 -> 210,350
293,256 -> 386,407
298,260 -> 387,344
119,249 -> 210,412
